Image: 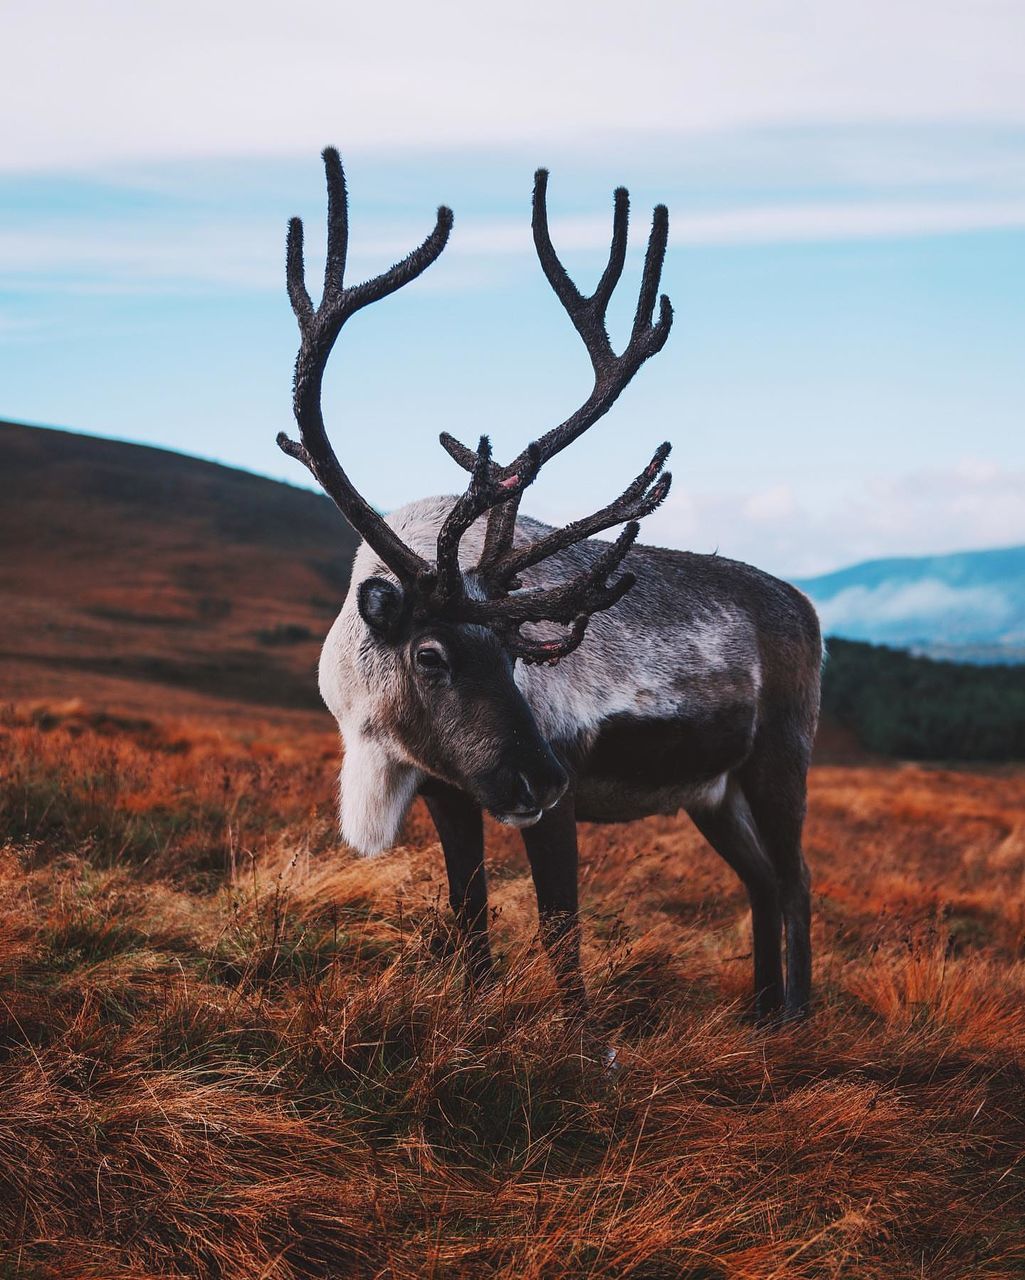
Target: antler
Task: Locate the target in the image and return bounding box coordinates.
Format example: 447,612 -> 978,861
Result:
488,442 -> 672,589
431,436 -> 544,604
452,520 -> 644,663
279,153 -> 673,666
437,168 -> 674,662
278,147 -> 452,589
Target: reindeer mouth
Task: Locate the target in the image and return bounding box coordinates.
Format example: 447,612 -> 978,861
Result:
494,808 -> 543,828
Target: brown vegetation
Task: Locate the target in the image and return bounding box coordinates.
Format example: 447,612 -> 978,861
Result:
2,699 -> 1024,1278
0,421 -> 355,722
4,423 -> 1023,1273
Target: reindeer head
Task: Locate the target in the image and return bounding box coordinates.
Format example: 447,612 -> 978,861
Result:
280,149 -> 674,852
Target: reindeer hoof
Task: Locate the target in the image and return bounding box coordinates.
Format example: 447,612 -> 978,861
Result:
575,1031 -> 620,1075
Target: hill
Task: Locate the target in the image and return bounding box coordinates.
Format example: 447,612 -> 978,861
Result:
2,425 -> 1023,1275
795,545 -> 1025,662
5,420 -> 1017,761
0,420 -> 357,724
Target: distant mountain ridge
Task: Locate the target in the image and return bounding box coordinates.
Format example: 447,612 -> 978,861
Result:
794,545 -> 1025,663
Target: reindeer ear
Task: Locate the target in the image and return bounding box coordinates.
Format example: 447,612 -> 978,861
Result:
357,577 -> 407,639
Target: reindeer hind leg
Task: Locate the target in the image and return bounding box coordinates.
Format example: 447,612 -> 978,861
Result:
689,779 -> 785,1019
738,720 -> 813,1017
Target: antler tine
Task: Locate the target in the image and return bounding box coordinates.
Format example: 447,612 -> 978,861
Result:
515,168 -> 673,473
476,441 -> 543,569
593,185 -> 630,315
474,496 -> 518,586
455,170 -> 673,593
322,146 -> 349,305
278,148 -> 453,587
507,613 -> 592,666
456,521 -> 640,632
531,169 -> 589,341
438,431 -> 482,471
632,202 -> 671,347
486,442 -> 672,590
433,436 -> 493,604
438,181 -> 631,481
286,216 -> 314,329
432,437 -> 542,607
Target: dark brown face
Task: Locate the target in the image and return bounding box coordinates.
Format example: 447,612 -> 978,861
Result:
358,577 -> 568,824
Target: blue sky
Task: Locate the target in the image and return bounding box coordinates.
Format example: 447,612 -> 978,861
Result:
2,1 -> 1023,576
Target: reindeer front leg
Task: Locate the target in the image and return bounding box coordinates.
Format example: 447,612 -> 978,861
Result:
521,792 -> 587,1017
422,781 -> 494,994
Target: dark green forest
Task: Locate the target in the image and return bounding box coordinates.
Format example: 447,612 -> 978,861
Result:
821,638 -> 1025,762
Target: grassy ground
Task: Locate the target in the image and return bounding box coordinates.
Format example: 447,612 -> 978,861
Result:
1,700 -> 1024,1278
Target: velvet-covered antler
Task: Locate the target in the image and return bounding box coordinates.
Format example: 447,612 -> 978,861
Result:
430,437 -> 543,606
437,168 -> 675,662
278,148 -> 452,590
279,153 -> 674,665
452,521 -> 644,664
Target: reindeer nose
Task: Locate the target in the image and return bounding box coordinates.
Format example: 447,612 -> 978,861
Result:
518,761 -> 568,813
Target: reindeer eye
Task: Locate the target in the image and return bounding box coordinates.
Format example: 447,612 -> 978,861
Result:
415,646 -> 447,673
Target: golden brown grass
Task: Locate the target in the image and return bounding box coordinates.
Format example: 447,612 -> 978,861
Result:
1,701 -> 1024,1278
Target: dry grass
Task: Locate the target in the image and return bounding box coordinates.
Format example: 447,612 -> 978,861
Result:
1,701 -> 1024,1278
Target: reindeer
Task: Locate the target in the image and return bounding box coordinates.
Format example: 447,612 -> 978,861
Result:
279,149 -> 822,1024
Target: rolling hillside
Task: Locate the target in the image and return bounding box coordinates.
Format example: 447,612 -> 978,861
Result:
0,420 -> 357,723
5,420 -> 1015,759
2,423 -> 1023,1276
1,421 -> 871,758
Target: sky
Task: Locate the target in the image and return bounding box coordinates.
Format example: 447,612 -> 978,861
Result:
2,0 -> 1023,577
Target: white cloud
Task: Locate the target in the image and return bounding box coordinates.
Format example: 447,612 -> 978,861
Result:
619,460 -> 1025,578
743,484 -> 797,523
458,200 -> 1025,254
1,1 -> 1023,172
673,200 -> 1025,245
6,194 -> 1025,301
814,580 -> 1014,634
0,225 -> 277,292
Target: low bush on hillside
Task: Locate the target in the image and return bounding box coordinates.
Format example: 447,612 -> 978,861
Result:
822,638 -> 1025,761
